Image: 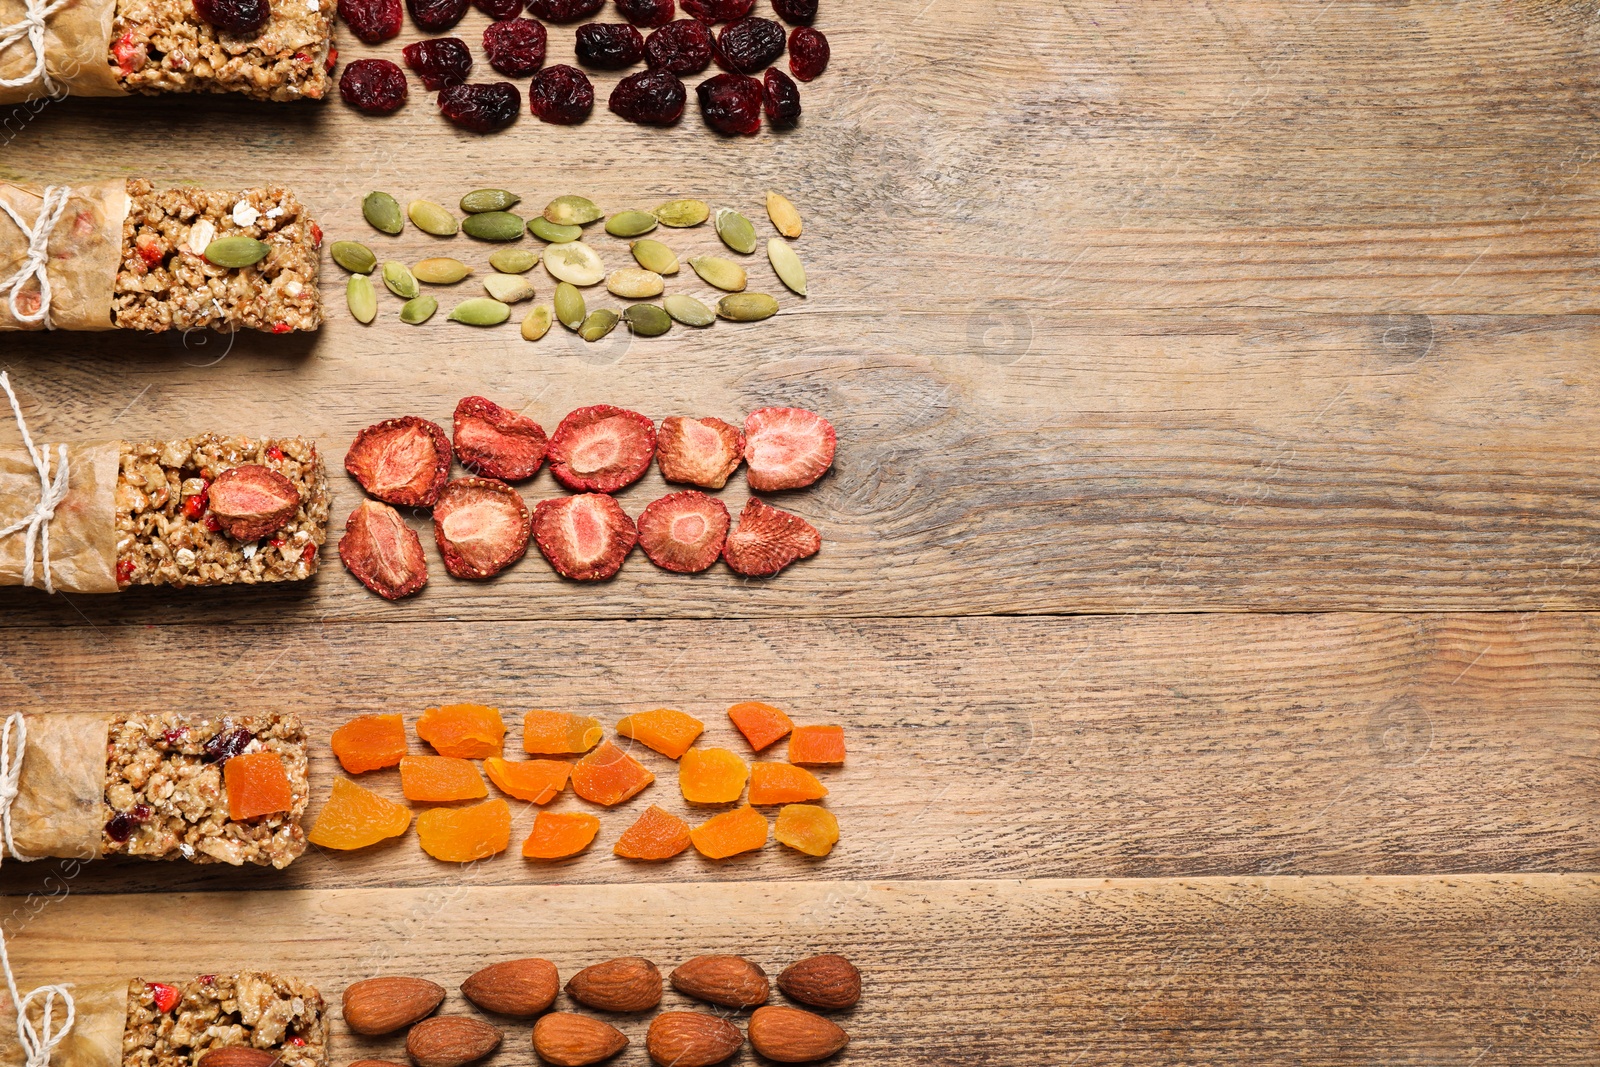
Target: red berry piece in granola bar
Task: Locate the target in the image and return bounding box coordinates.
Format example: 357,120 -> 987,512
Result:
527,0 -> 600,19
695,71 -> 762,135
529,63 -> 594,123
483,17 -> 547,76
609,68 -> 686,125
403,37 -> 473,89
408,0 -> 469,32
345,416 -> 452,507
433,477 -> 532,580
769,0 -> 813,24
680,0 -> 749,22
616,0 -> 673,27
547,405 -> 656,493
194,0 -> 270,35
656,415 -> 743,488
787,25 -> 827,80
533,494 -> 637,581
742,406 -> 835,491
440,82 -> 522,131
763,66 -> 800,127
341,500 -> 429,599
722,497 -> 819,577
637,490 -> 729,573
338,0 -> 403,42
644,18 -> 712,73
453,396 -> 548,480
339,58 -> 409,113
147,982 -> 180,1013
207,464 -> 302,542
574,22 -> 645,68
716,16 -> 783,74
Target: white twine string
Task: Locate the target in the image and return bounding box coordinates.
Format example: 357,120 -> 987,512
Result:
0,0 -> 67,94
0,373 -> 68,593
0,185 -> 70,328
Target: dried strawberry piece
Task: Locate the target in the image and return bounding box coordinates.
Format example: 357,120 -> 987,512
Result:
115,558 -> 135,585
547,405 -> 656,493
194,0 -> 270,34
743,406 -> 835,490
433,477 -> 532,580
409,0 -> 469,32
696,71 -> 762,135
440,82 -> 522,130
644,18 -> 711,73
112,31 -> 147,74
206,464 -> 301,542
681,0 -> 749,22
615,0 -> 673,27
656,416 -> 743,488
575,22 -> 645,68
716,16 -> 783,74
483,17 -> 547,75
182,488 -> 208,521
340,58 -> 409,113
338,0 -> 403,42
787,25 -> 827,80
763,66 -> 799,127
527,0 -> 600,19
769,0 -> 813,24
147,982 -> 180,1014
453,396 -> 548,481
533,494 -> 637,581
403,37 -> 472,89
722,497 -> 819,577
134,233 -> 166,269
637,491 -> 729,573
345,416 -> 452,507
529,64 -> 594,123
340,500 -> 429,599
609,68 -> 685,125
474,0 -> 522,16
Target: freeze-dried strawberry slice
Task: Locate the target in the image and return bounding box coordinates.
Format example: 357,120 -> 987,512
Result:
722,497 -> 819,577
637,490 -> 729,574
207,464 -> 300,542
453,396 -> 548,481
533,493 -> 637,581
147,982 -> 180,1013
345,416 -> 452,506
656,415 -> 744,489
340,500 -> 429,599
743,406 -> 836,491
433,477 -> 532,579
547,405 -> 656,493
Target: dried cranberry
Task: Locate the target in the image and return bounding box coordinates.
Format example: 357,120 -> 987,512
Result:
528,63 -> 594,123
716,16 -> 782,74
408,0 -> 468,32
787,24 -> 826,80
680,0 -> 748,22
696,71 -> 761,135
769,0 -> 813,24
615,0 -> 672,26
473,0 -> 521,15
162,727 -> 187,746
483,18 -> 546,75
337,0 -> 401,42
762,66 -> 799,127
193,0 -> 270,34
645,18 -> 711,74
574,22 -> 644,68
339,58 -> 408,113
203,726 -> 254,764
402,37 -> 472,89
527,0 -> 600,19
609,67 -> 685,124
106,808 -> 147,842
439,81 -> 521,131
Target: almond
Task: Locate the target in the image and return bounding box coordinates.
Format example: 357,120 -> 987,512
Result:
405,1016 -> 502,1067
747,1006 -> 849,1063
530,1012 -> 628,1066
343,977 -> 447,1036
196,1049 -> 280,1067
564,957 -> 662,1013
776,954 -> 861,1010
461,958 -> 560,1016
669,955 -> 769,1009
644,1011 -> 743,1067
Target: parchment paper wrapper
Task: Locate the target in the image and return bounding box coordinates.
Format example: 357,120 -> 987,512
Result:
0,442 -> 120,594
8,713 -> 107,861
0,181 -> 128,331
0,981 -> 125,1067
0,0 -> 126,103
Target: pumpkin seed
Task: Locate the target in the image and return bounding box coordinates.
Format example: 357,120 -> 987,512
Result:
346,274 -> 378,324
766,190 -> 802,238
362,191 -> 404,235
484,273 -> 535,303
554,282 -> 585,330
331,240 -> 377,274
448,298 -> 512,326
202,236 -> 271,268
400,295 -> 438,325
528,217 -> 582,243
714,208 -> 757,254
408,199 -> 459,236
520,305 -> 552,341
717,292 -> 779,322
605,209 -> 658,238
460,188 -> 520,214
414,257 -> 472,284
688,255 -> 747,292
543,195 -> 602,226
461,211 -> 525,242
663,293 -> 715,327
766,238 -> 807,296
578,308 -> 619,342
629,238 -> 679,275
623,303 -> 672,337
489,247 -> 540,274
606,268 -> 664,299
382,260 -> 419,299
653,198 -> 710,227
544,241 -> 605,286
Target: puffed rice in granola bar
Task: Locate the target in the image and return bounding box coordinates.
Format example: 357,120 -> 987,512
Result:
110,0 -> 335,102
124,973 -> 328,1067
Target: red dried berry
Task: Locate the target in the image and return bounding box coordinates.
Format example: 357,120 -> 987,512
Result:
474,0 -> 521,16
743,406 -> 836,490
203,726 -> 255,764
547,405 -> 657,493
182,489 -> 208,521
147,983 -> 181,1014
208,464 -> 302,541
763,66 -> 799,127
644,18 -> 712,73
402,37 -> 472,90
345,416 -> 452,507
696,71 -> 762,135
529,63 -> 594,123
204,514 -> 223,532
609,68 -> 685,124
769,0 -> 813,24
115,557 -> 135,585
453,395 -> 548,480
286,1038 -> 307,1048
787,25 -> 827,80
193,0 -> 270,34
340,500 -> 429,600
337,0 -> 402,42
575,22 -> 645,68
527,0 -> 600,18
408,0 -> 468,31
483,17 -> 547,76
722,497 -> 820,577
680,0 -> 748,22
433,477 -> 532,580
267,445 -> 285,463
615,0 -> 673,27
637,490 -> 729,573
339,58 -> 408,113
439,81 -> 522,131
656,415 -> 744,488
716,16 -> 783,74
533,494 -> 637,581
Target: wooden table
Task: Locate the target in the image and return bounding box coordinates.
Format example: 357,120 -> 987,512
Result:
3,1 -> 1599,1063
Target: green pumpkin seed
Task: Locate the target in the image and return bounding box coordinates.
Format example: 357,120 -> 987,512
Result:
663,293 -> 715,327
413,257 -> 472,284
717,292 -> 779,322
544,241 -> 605,286
346,274 -> 378,324
766,238 -> 807,296
400,295 -> 438,325
202,236 -> 271,268
489,248 -> 540,274
381,260 -> 419,299
528,217 -> 582,243
714,208 -> 757,254
605,210 -> 658,238
623,303 -> 671,337
331,240 -> 377,274
578,308 -> 619,342
461,211 -> 526,242
362,191 -> 404,235
653,198 -> 709,227
688,255 -> 747,292
766,190 -> 803,238
606,268 -> 664,299
448,298 -> 512,326
554,282 -> 586,330
543,195 -> 602,226
520,305 -> 552,341
460,188 -> 520,214
484,273 -> 535,303
630,239 -> 679,275
408,199 -> 459,236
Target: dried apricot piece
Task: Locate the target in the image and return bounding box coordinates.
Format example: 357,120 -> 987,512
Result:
331,713 -> 407,773
570,740 -> 655,806
307,777 -> 412,849
614,804 -> 691,860
523,709 -> 604,754
787,725 -> 845,765
690,805 -> 767,859
775,803 -> 838,857
400,754 -> 488,801
417,798 -> 512,862
484,758 -> 571,804
678,747 -> 748,804
225,751 -> 294,820
616,708 -> 704,759
747,762 -> 827,805
727,701 -> 793,752
522,810 -> 601,858
418,703 -> 507,758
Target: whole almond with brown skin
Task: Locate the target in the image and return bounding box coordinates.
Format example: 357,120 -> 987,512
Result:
197,1049 -> 280,1067
645,1012 -> 743,1067
777,954 -> 861,1010
747,1006 -> 849,1063
530,1012 -> 628,1066
564,957 -> 662,1013
669,955 -> 769,1009
462,958 -> 560,1016
405,1016 -> 502,1067
343,977 -> 447,1035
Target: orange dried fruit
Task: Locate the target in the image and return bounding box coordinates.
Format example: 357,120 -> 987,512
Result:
484,757 -> 570,804
747,762 -> 827,806
727,701 -> 793,752
417,798 -> 512,862
613,804 -> 691,860
775,803 -> 838,857
224,750 -> 294,820
521,810 -> 602,859
307,777 -> 412,850
787,725 -> 846,765
615,708 -> 704,760
331,713 -> 408,774
690,805 -> 768,859
400,754 -> 488,802
523,709 -> 604,754
679,747 -> 748,804
570,740 -> 655,806
417,703 -> 506,758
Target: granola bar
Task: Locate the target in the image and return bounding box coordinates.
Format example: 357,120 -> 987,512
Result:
109,0 -> 335,102
124,974 -> 328,1067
